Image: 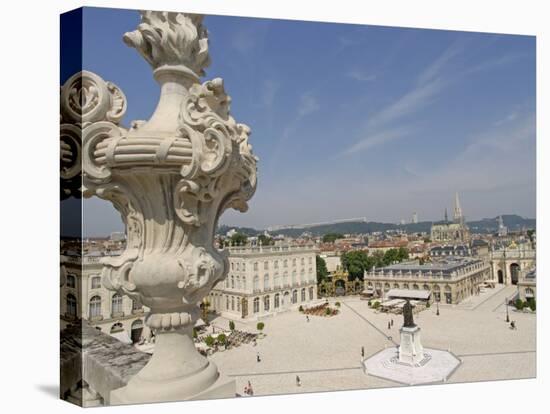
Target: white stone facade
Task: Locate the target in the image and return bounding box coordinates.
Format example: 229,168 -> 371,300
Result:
364,258 -> 491,304
209,245 -> 318,320
60,254 -> 149,343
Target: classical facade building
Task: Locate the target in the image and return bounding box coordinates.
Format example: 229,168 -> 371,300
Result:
209,245 -> 318,320
430,193 -> 470,242
489,241 -> 536,285
363,258 -> 490,304
60,253 -> 149,344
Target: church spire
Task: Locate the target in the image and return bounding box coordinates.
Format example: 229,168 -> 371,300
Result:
453,192 -> 463,224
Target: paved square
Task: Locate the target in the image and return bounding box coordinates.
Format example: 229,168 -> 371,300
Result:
209,284 -> 535,396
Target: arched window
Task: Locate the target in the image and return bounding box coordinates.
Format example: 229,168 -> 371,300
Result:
393,283 -> 399,289
292,290 -> 298,304
67,274 -> 76,288
110,322 -> 123,333
112,294 -> 123,315
423,284 -> 430,291
301,288 -> 306,301
413,284 -> 419,290
274,293 -> 280,308
253,275 -> 259,291
274,273 -> 280,289
91,276 -> 101,289
384,283 -> 390,292
264,274 -> 270,290
309,286 -> 314,300
66,294 -> 77,317
89,296 -> 102,318
253,297 -> 260,313
264,295 -> 270,311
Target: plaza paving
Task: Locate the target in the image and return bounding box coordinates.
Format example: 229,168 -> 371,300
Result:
209,284 -> 536,396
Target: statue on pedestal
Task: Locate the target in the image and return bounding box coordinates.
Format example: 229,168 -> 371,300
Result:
402,300 -> 415,328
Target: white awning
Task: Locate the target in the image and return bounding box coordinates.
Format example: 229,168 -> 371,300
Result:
386,289 -> 431,300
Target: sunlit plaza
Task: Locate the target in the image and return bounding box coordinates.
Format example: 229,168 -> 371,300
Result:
209,284 -> 535,396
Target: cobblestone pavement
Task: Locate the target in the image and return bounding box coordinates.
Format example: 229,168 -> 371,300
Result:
209,285 -> 535,397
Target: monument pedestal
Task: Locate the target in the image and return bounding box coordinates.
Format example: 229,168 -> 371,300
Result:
398,325 -> 424,365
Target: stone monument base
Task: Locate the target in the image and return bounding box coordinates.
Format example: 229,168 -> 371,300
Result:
363,347 -> 461,385
398,325 -> 424,365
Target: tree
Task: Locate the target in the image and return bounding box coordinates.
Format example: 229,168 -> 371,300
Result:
217,333 -> 227,346
527,298 -> 536,311
256,322 -> 265,332
515,298 -> 524,310
341,250 -> 371,280
229,321 -> 235,331
230,232 -> 248,246
316,255 -> 329,283
258,234 -> 274,246
204,335 -> 215,347
322,233 -> 345,243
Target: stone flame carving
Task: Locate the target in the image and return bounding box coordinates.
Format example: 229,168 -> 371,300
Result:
123,11 -> 210,77
79,10 -> 257,403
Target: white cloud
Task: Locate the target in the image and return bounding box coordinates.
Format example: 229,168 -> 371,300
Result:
297,93 -> 320,118
341,127 -> 412,155
347,68 -> 377,82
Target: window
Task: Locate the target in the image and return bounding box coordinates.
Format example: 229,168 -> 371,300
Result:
226,295 -> 229,309
264,261 -> 269,270
236,276 -> 241,290
264,274 -> 270,290
284,271 -> 289,286
231,296 -> 235,311
112,294 -> 123,315
274,273 -> 280,289
301,258 -> 305,266
91,276 -> 101,289
292,258 -> 296,267
264,295 -> 270,311
67,274 -> 76,288
89,296 -> 101,318
309,287 -> 314,300
231,262 -> 234,271
253,297 -> 260,313
300,269 -> 305,282
132,300 -> 142,311
301,288 -> 306,302
292,271 -> 297,285
274,293 -> 280,308
253,275 -> 259,290
242,277 -> 247,290
231,275 -> 235,289
237,297 -> 241,312
242,262 -> 246,271
309,257 -> 313,264
284,259 -> 288,268
292,290 -> 298,304
274,260 -> 279,269
66,294 -> 77,317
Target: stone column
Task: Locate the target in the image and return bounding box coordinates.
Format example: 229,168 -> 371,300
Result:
79,11 -> 257,404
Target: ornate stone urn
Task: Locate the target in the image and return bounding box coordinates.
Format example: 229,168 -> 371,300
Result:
74,11 -> 257,403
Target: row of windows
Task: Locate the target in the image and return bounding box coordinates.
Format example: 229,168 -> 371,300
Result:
225,270 -> 315,290
366,281 -> 453,292
219,287 -> 315,313
231,256 -> 314,272
65,294 -> 142,318
65,274 -> 102,290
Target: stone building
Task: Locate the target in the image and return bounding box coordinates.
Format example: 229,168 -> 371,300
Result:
209,244 -> 318,320
489,241 -> 536,285
60,253 -> 149,344
363,257 -> 490,304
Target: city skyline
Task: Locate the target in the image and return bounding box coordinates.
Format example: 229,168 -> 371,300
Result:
80,8 -> 536,237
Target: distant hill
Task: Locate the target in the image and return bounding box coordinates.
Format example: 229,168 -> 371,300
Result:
218,214 -> 535,237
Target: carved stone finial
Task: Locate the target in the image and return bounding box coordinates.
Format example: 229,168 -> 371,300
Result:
123,11 -> 210,78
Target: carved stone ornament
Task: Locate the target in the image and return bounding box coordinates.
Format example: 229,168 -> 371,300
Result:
79,10 -> 257,403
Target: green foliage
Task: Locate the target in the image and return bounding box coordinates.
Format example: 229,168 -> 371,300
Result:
426,301 -> 431,308
217,333 -> 227,345
257,322 -> 265,331
382,247 -> 409,266
527,298 -> 536,311
322,233 -> 345,243
368,300 -> 372,307
258,234 -> 274,246
515,298 -> 524,310
204,335 -> 215,347
341,250 -> 370,280
527,229 -> 535,242
193,328 -> 198,339
372,301 -> 381,310
335,301 -> 341,307
299,305 -> 304,312
229,321 -> 235,331
325,307 -> 331,315
316,255 -> 329,283
230,232 -> 248,246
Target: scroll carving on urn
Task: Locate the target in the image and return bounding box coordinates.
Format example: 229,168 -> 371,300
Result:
76,10 -> 257,403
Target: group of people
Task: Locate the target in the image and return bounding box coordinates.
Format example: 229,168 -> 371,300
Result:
243,381 -> 254,396
387,319 -> 394,330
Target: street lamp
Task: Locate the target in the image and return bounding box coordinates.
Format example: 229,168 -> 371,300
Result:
436,301 -> 440,316
505,297 -> 510,322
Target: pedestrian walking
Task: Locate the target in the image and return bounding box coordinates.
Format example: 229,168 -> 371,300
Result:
306,315 -> 310,322
387,321 -> 391,330
296,375 -> 301,386
391,319 -> 394,327
361,346 -> 365,358
256,352 -> 261,362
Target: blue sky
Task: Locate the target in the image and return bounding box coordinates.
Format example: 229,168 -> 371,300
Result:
78,7 -> 536,236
